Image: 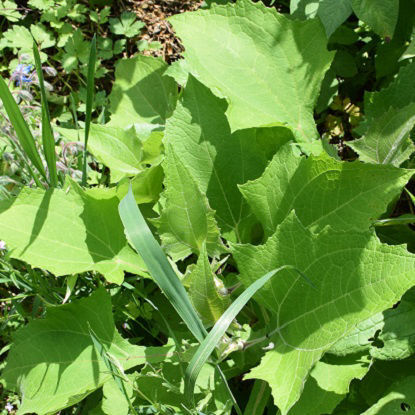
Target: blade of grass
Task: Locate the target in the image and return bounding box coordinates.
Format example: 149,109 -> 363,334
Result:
184,265 -> 313,406
0,75 -> 46,183
243,380 -> 271,415
119,186 -> 242,414
3,134 -> 44,187
118,186 -> 207,343
373,214 -> 415,227
33,41 -> 58,187
82,34 -> 96,187
88,325 -> 138,415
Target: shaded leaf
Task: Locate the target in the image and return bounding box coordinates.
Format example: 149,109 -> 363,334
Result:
165,76 -> 293,242
157,145 -> 223,260
239,144 -> 413,237
362,376 -> 415,414
290,0 -> 353,37
188,245 -> 230,326
352,0 -> 399,38
109,12 -> 145,38
0,181 -> 147,284
232,212 -> 415,413
290,353 -> 371,415
2,289 -> 168,415
108,55 -> 177,128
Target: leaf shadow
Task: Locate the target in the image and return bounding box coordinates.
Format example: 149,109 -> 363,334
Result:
109,59 -> 177,126
21,190 -> 52,255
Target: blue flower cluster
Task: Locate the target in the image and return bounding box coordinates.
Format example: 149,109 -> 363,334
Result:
12,64 -> 34,86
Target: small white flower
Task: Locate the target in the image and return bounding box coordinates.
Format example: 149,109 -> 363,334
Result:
0,240 -> 7,250
5,402 -> 14,413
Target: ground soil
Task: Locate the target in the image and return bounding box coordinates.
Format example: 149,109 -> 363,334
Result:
129,0 -> 203,62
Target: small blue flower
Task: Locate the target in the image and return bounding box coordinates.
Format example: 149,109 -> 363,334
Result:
12,64 -> 34,86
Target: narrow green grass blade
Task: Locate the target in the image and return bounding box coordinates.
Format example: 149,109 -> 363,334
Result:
82,34 -> 96,187
184,265 -> 311,405
0,75 -> 46,181
373,214 -> 415,227
243,380 -> 271,415
88,324 -> 138,415
33,42 -> 58,187
119,186 -> 242,413
118,186 -> 207,343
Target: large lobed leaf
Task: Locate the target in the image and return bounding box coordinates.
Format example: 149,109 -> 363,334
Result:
157,144 -> 223,260
170,0 -> 334,142
351,0 -> 400,38
2,288 -> 172,415
0,181 -> 146,284
239,144 -> 413,237
108,55 -> 177,128
290,353 -> 371,415
330,288 -> 415,360
187,245 -> 230,327
232,212 -> 415,413
290,0 -> 353,37
164,75 -> 293,243
349,62 -> 415,165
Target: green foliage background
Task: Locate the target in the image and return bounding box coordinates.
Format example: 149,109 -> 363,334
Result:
2,0 -> 415,414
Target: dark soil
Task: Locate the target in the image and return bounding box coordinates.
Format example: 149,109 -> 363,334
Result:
129,0 -> 203,62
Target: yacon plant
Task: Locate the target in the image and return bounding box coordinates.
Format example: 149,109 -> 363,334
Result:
2,0 -> 415,414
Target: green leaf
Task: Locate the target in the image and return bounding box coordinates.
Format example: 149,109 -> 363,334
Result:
97,37 -> 114,60
1,23 -> 54,60
98,378 -> 132,415
364,62 -> 415,124
290,353 -> 371,415
165,76 -> 293,241
350,62 -> 415,165
119,186 -> 207,343
82,34 -> 96,186
33,41 -> 58,187
184,265 -> 309,408
88,325 -> 136,415
62,29 -> 90,72
290,0 -> 353,37
1,288 -> 164,415
243,380 -> 271,415
352,0 -> 399,38
67,3 -> 87,22
401,32 -> 415,61
332,50 -> 358,78
0,75 -> 46,182
57,125 -> 163,184
358,357 -> 415,406
362,376 -> 415,414
0,0 -> 22,22
116,166 -> 164,204
239,144 -> 413,237
108,55 -> 177,128
28,0 -> 54,10
188,245 -> 230,326
231,212 -> 415,414
165,59 -> 191,86
109,12 -> 145,38
30,23 -> 55,49
348,104 -> 415,166
157,145 -> 223,261
330,288 -> 415,360
169,0 -> 334,142
0,181 -> 147,284
87,124 -> 143,181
